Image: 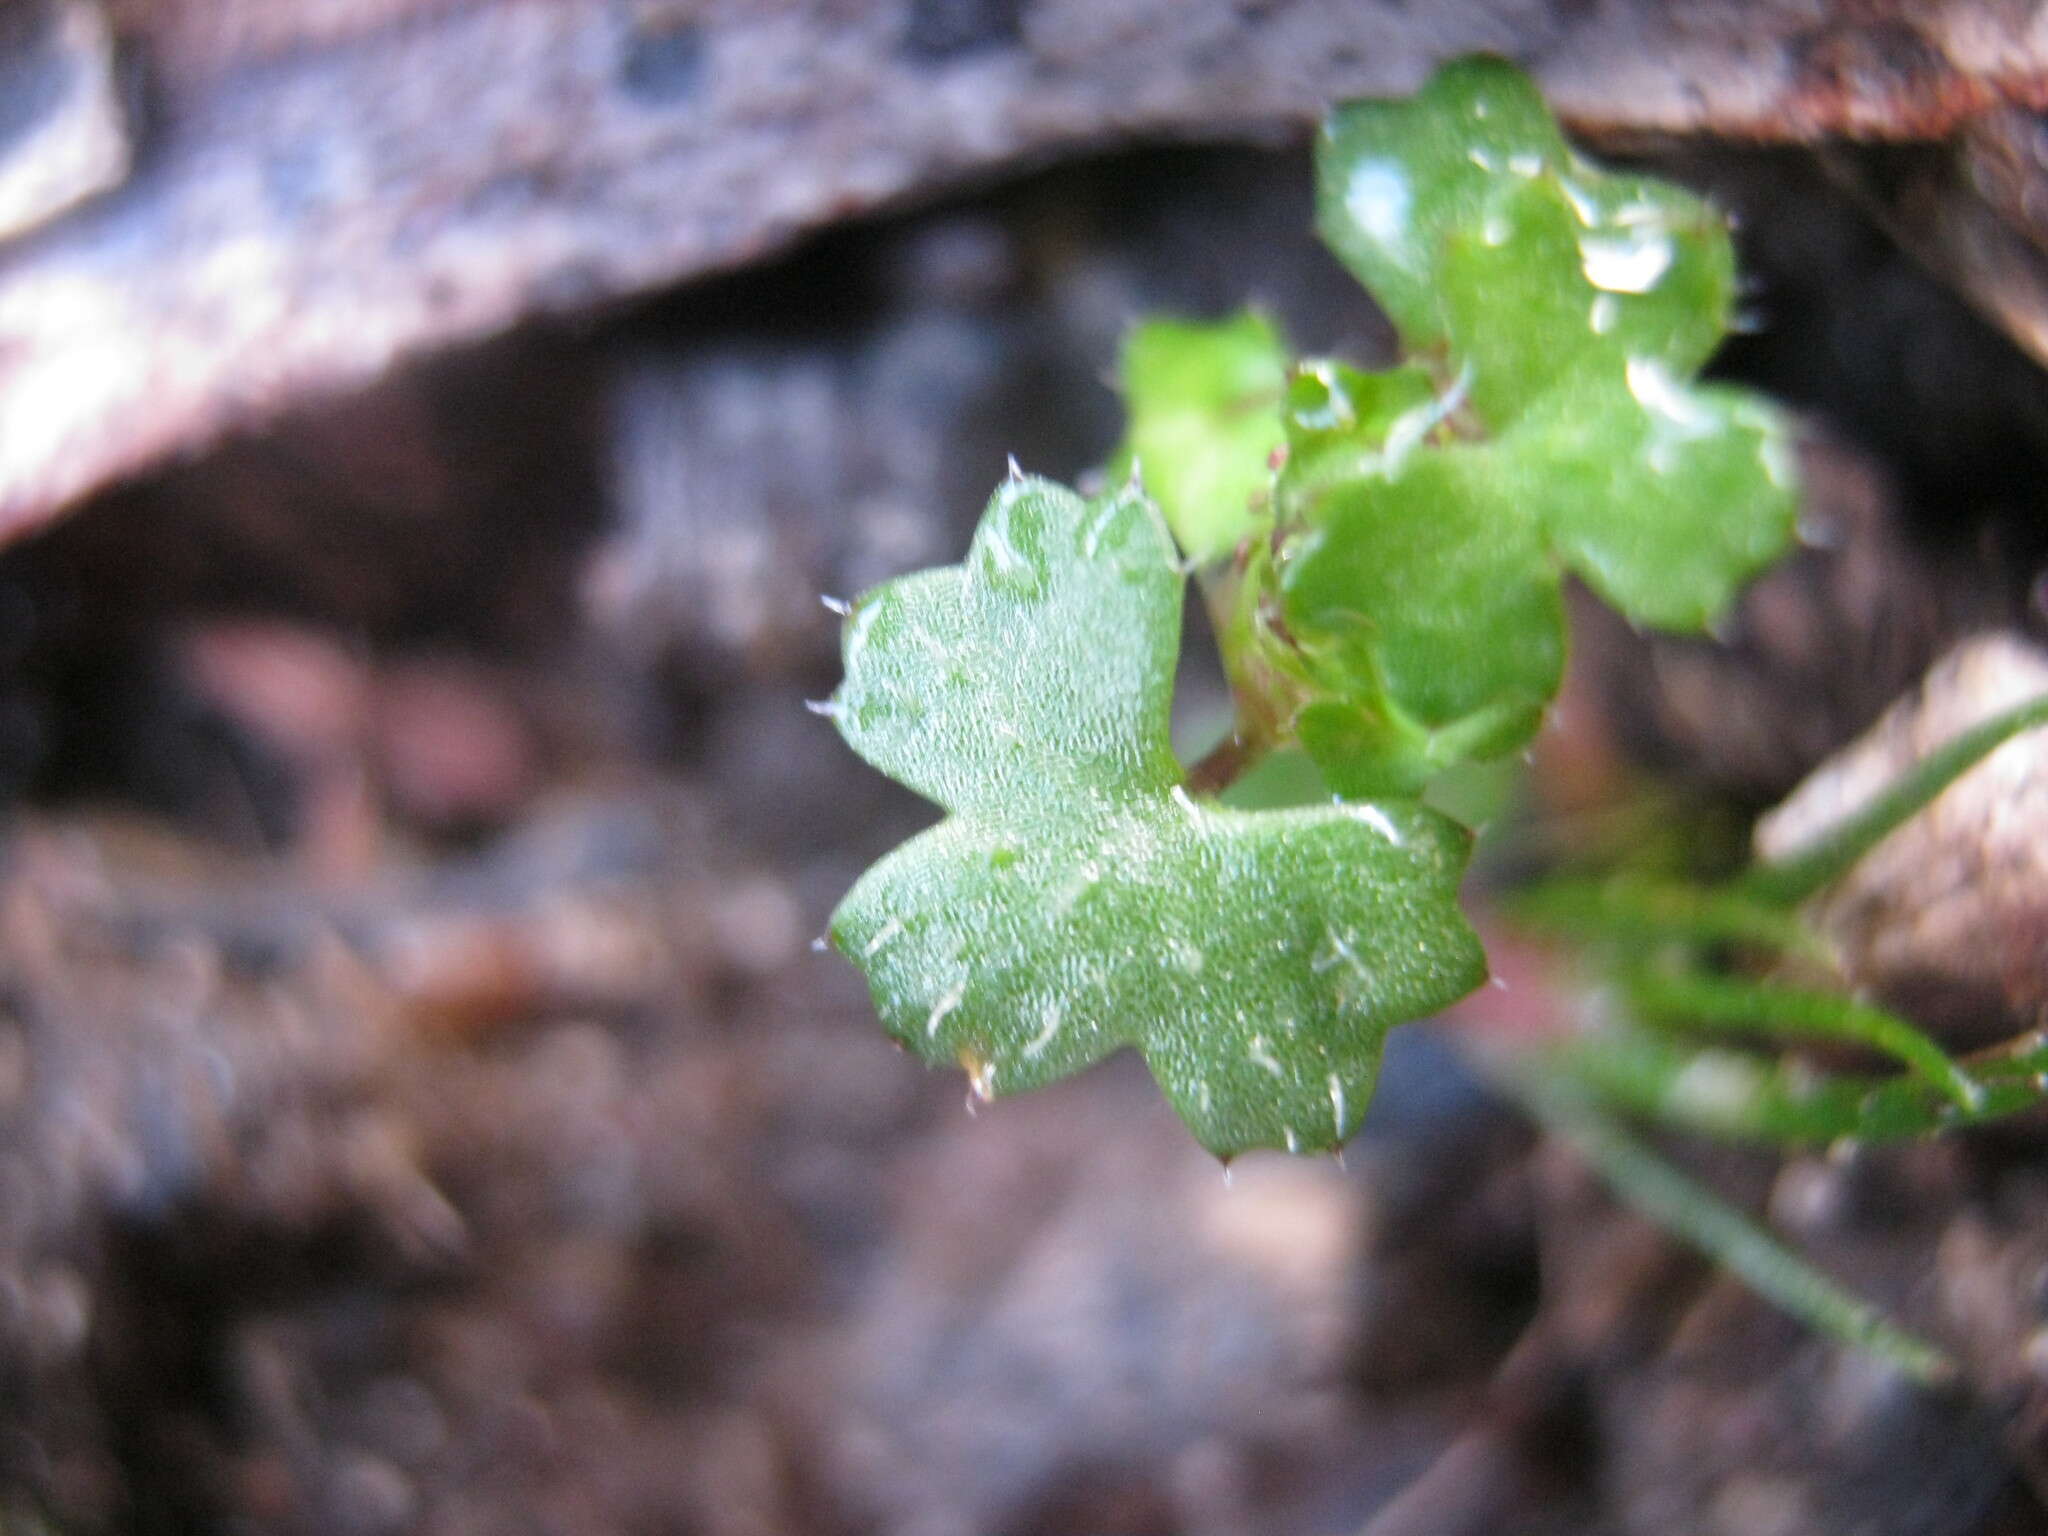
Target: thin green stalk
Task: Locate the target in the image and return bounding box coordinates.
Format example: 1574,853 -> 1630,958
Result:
1738,695 -> 2048,908
1508,876 -> 1827,959
1625,970 -> 1982,1111
1493,1054 -> 1954,1384
1550,1025 -> 2048,1147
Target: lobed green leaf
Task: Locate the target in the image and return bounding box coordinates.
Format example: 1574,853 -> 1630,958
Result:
1317,55 -> 1734,393
1503,374 -> 1796,630
828,476 -> 1486,1156
1281,448 -> 1562,747
1116,313 -> 1288,563
1315,55 -> 1570,351
1266,55 -> 1793,793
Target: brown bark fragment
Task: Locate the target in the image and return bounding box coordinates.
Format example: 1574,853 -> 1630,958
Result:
3,1 -> 2047,543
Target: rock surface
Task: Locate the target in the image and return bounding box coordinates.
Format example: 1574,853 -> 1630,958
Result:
1756,632 -> 2048,1036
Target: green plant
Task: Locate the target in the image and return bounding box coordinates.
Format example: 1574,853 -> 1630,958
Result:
824,55 -> 1793,1154
824,472 -> 1483,1155
1493,687 -> 2048,1381
818,55 -> 2048,1366
1510,688 -> 2048,1154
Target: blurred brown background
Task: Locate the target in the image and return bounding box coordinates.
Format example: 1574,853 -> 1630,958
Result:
4,3 -> 2048,1533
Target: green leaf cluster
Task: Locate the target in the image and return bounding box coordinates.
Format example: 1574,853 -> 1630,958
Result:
825,56 -> 1799,1156
1124,55 -> 1797,798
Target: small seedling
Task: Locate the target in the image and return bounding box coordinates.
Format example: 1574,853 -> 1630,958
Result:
824,56 -> 1795,1154
818,55 -> 2048,1368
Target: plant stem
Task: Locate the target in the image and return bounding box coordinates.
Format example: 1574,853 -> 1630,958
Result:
1184,734 -> 1254,797
1548,1023 -> 2048,1147
1491,1053 -> 1955,1385
1507,876 -> 1827,959
1624,970 -> 1982,1111
1738,694 -> 2048,908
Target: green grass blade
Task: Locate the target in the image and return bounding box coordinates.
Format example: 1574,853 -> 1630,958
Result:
1550,1026 -> 2048,1147
1493,1055 -> 1954,1384
1625,971 -> 1983,1111
1508,876 -> 1826,958
1738,694 -> 2048,908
